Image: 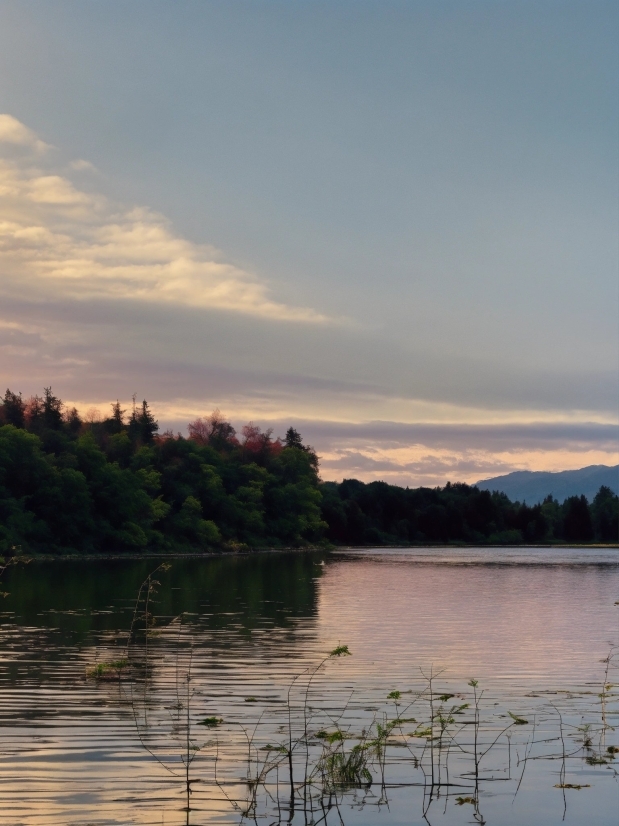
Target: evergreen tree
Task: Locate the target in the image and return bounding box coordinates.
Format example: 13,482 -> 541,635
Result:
109,401 -> 126,434
43,387 -> 64,430
137,400 -> 158,444
284,427 -> 318,469
562,495 -> 594,542
1,389 -> 25,428
284,427 -> 306,451
591,486 -> 619,542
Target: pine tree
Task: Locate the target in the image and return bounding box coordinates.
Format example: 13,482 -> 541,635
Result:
284,427 -> 306,451
43,387 -> 64,430
1,389 -> 25,428
110,401 -> 126,434
137,400 -> 158,444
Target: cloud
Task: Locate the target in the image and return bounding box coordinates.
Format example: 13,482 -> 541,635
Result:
69,159 -> 97,172
0,114 -> 49,152
3,288 -> 617,422
0,115 -> 329,323
0,308 -> 615,484
0,116 -> 616,487
227,419 -> 619,487
282,420 -> 619,451
314,444 -> 619,488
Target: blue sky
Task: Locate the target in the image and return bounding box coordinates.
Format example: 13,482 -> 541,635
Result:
0,1 -> 617,484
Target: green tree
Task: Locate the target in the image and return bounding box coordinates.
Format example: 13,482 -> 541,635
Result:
540,495 -> 562,539
1,390 -> 25,428
108,401 -> 126,434
170,495 -> 221,548
562,495 -> 594,542
284,427 -> 306,450
265,447 -> 325,544
0,425 -> 94,553
42,387 -> 64,430
138,400 -> 158,444
75,432 -> 160,549
590,486 -> 618,542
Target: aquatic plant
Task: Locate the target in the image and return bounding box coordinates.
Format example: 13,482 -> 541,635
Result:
86,658 -> 128,679
98,570 -> 619,826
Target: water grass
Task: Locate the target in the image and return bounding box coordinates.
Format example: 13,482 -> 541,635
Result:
95,565 -> 618,825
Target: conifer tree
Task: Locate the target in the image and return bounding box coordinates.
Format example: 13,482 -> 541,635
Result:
1,389 -> 25,428
137,400 -> 158,443
43,387 -> 64,430
109,401 -> 126,434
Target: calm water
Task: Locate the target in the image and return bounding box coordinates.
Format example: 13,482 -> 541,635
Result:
0,548 -> 618,825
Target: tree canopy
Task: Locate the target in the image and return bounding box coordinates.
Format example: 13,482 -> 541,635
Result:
0,389 -> 616,554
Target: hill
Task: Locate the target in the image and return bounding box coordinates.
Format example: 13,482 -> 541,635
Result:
476,465 -> 619,504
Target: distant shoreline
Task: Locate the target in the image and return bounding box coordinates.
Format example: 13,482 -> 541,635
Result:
8,542 -> 619,563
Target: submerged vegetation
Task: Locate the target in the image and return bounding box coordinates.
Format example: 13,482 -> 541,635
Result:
0,388 -> 617,554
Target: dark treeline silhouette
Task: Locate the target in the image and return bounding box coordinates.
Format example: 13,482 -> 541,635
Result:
321,478 -> 617,546
0,389 -> 616,554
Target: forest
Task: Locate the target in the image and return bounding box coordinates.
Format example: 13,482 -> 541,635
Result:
0,388 -> 616,554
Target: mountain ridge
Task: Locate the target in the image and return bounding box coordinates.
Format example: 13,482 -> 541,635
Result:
476,464 -> 619,505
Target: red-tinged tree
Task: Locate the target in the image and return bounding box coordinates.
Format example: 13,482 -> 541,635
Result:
188,409 -> 237,449
241,423 -> 283,464
187,417 -> 210,445
155,429 -> 177,442
24,395 -> 44,433
241,423 -> 263,451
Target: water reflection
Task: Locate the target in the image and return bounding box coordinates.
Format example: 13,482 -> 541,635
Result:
3,551 -> 327,633
0,548 -> 617,825
319,548 -> 619,687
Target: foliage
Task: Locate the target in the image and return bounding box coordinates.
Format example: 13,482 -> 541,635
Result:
0,388 -> 616,553
319,477 -> 617,546
0,389 -> 323,553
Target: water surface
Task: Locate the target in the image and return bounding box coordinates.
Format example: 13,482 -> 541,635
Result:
0,548 -> 617,825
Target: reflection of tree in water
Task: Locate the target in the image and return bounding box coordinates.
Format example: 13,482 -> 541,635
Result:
94,569 -> 619,825
3,551 -> 325,634
0,552 -> 325,686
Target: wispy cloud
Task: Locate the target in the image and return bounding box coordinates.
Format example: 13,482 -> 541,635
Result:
267,420 -> 619,486
0,115 -> 329,323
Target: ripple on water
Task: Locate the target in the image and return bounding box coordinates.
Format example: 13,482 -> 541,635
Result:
0,548 -> 617,825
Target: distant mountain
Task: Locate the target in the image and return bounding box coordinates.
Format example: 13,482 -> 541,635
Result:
476,464 -> 619,505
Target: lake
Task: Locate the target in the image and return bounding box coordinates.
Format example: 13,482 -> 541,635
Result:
0,548 -> 618,825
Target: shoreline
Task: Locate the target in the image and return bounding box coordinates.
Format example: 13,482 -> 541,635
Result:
7,542 -> 619,562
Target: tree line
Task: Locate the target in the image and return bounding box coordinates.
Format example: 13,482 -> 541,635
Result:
321,478 -> 617,546
0,388 -> 616,554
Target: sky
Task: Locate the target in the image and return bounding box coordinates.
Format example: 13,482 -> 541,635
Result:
0,0 -> 617,486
